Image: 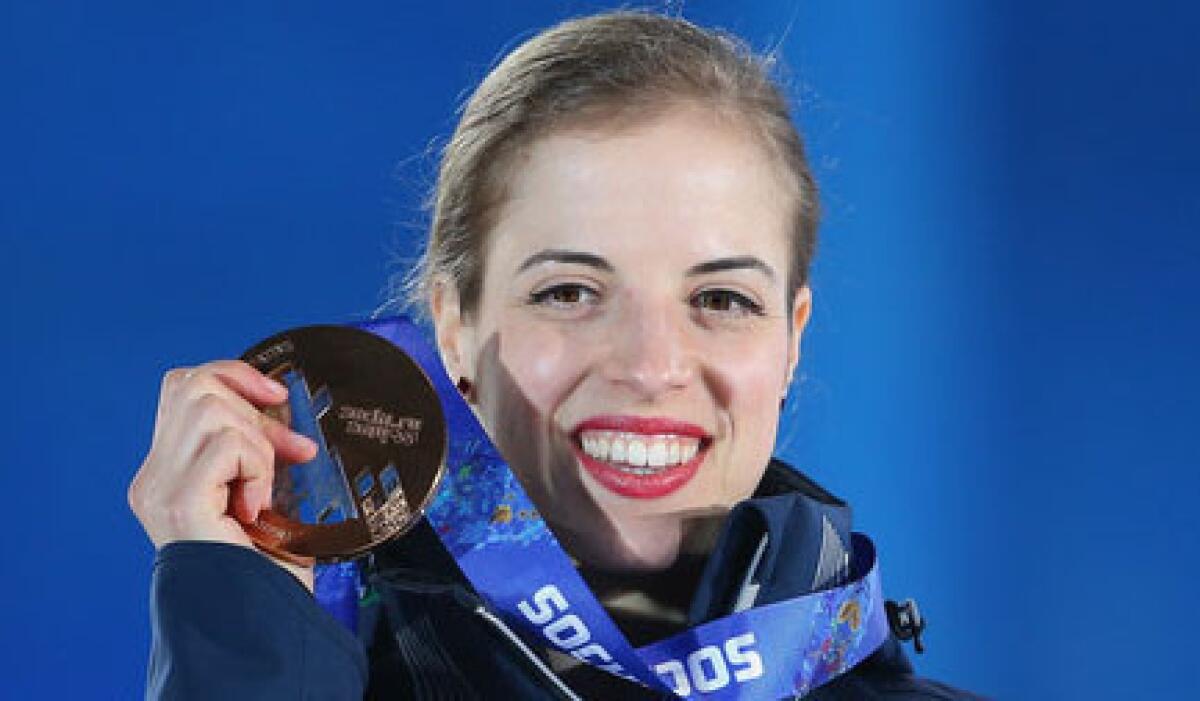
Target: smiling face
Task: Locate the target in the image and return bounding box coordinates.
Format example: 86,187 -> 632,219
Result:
432,104 -> 811,572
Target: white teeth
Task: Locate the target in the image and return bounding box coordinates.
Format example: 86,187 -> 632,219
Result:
627,439 -> 647,467
577,430 -> 703,471
596,434 -> 610,461
610,436 -> 627,462
647,440 -> 667,467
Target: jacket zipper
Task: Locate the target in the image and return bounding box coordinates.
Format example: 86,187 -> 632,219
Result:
373,568 -> 583,699
470,604 -> 583,701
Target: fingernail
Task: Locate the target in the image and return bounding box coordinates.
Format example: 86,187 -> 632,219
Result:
265,377 -> 287,397
293,432 -> 318,454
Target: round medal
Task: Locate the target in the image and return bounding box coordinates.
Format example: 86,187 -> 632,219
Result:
239,325 -> 446,563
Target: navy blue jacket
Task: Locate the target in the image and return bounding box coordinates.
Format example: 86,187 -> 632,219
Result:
146,462 -> 984,699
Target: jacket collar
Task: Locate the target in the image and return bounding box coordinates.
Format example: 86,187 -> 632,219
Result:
687,458 -> 854,625
370,458 -> 914,679
688,459 -> 914,681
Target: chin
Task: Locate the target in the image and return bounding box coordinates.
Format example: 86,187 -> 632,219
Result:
559,513 -> 686,573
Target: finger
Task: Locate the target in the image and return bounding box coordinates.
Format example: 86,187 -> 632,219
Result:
260,414 -> 319,464
179,368 -> 314,464
171,389 -> 276,480
229,475 -> 265,526
226,479 -> 258,526
158,368 -> 269,457
138,425 -> 269,546
241,414 -> 317,515
202,359 -> 288,408
154,366 -> 208,442
158,367 -> 193,423
157,378 -> 312,523
186,377 -> 265,430
192,426 -> 274,526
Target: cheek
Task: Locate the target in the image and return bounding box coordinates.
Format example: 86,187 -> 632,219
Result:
472,318 -> 594,500
717,329 -> 790,450
495,319 -> 588,420
715,325 -> 791,399
719,359 -> 786,499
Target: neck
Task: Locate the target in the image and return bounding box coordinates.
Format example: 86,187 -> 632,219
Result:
576,513 -> 725,645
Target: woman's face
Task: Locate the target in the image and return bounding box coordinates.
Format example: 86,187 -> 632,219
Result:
433,105 -> 811,572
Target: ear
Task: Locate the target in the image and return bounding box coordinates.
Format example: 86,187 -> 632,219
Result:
785,285 -> 813,389
429,278 -> 477,384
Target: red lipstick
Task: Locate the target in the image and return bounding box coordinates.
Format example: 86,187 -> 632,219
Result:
571,415 -> 710,499
573,415 -> 709,437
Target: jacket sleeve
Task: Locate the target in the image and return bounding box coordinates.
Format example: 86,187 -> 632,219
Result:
146,541 -> 368,700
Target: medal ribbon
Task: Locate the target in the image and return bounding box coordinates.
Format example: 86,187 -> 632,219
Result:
354,316 -> 889,699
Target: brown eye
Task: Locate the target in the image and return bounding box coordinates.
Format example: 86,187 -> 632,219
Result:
529,283 -> 598,308
691,289 -> 763,315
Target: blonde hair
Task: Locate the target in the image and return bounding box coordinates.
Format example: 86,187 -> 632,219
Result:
402,10 -> 818,317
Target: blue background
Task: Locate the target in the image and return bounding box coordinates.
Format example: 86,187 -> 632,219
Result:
3,1 -> 1197,697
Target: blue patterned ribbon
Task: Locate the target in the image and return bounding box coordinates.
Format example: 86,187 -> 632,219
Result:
347,316 -> 888,699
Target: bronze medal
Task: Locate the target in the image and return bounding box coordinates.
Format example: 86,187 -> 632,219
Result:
240,325 -> 446,563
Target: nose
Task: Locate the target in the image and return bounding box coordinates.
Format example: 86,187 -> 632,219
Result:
601,299 -> 696,400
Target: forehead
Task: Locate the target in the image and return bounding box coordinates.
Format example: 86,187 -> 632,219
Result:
487,105 -> 794,268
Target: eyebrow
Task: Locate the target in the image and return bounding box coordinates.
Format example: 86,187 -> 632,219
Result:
686,256 -> 776,281
517,249 -> 614,273
515,249 -> 776,281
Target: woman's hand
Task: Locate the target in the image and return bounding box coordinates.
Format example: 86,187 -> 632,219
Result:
128,360 -> 319,589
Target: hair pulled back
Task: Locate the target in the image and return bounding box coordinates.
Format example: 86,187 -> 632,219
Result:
406,10 -> 819,317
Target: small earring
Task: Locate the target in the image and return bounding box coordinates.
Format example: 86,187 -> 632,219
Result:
456,377 -> 474,400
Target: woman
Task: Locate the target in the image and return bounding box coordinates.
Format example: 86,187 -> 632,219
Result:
129,11 -> 981,700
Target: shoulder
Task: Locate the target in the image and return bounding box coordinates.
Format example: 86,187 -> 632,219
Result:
757,462 -> 987,701
810,637 -> 989,700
